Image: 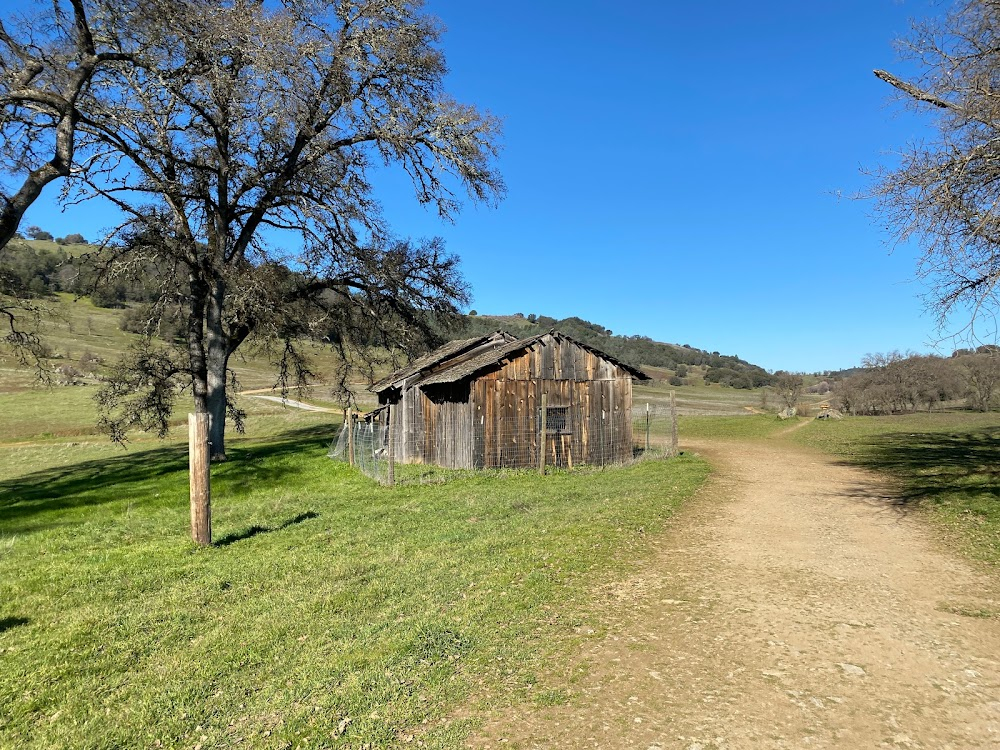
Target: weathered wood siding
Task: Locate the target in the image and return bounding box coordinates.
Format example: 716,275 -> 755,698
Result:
384,382 -> 474,468
472,375 -> 633,469
491,335 -> 630,382
382,334 -> 636,470
420,383 -> 473,469
469,337 -> 634,469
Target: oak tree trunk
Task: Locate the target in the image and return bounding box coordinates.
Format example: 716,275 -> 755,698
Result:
185,272 -> 231,461
204,276 -> 230,461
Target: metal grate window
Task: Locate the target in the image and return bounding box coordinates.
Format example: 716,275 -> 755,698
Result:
545,406 -> 570,434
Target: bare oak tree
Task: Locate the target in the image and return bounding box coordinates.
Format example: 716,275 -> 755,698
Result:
65,0 -> 502,459
0,1 -> 135,357
774,371 -> 804,410
873,1 -> 1000,335
960,349 -> 1000,411
833,351 -> 966,415
0,0 -> 134,248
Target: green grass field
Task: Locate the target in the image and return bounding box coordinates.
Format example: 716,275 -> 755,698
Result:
679,413 -> 807,440
5,295 -> 1000,746
0,373 -> 709,748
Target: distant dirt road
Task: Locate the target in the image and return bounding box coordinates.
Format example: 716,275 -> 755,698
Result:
245,394 -> 336,412
472,439 -> 1000,749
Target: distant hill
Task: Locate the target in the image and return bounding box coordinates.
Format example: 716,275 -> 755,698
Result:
439,313 -> 775,389
2,239 -> 775,389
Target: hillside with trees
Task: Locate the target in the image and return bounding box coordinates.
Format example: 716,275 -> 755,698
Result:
445,312 -> 775,388
2,238 -> 780,390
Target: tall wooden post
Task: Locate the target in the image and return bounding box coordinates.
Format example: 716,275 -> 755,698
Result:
386,405 -> 395,486
538,394 -> 548,476
645,402 -> 650,453
347,408 -> 355,467
670,390 -> 679,457
188,413 -> 211,545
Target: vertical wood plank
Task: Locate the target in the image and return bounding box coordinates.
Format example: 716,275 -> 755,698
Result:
671,389 -> 679,456
387,404 -> 395,485
189,413 -> 211,545
538,393 -> 547,475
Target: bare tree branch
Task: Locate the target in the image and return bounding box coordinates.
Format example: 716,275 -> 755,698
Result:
873,69 -> 952,109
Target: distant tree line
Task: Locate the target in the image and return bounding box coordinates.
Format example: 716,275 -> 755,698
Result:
0,238 -> 160,307
17,226 -> 88,245
834,349 -> 1000,414
1,236 -> 435,350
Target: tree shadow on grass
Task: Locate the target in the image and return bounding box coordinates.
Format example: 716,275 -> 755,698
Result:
832,426 -> 1000,509
0,616 -> 29,634
214,510 -> 319,547
0,425 -> 336,534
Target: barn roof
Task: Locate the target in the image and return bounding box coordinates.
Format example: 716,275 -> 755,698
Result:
370,331 -> 515,393
415,330 -> 650,387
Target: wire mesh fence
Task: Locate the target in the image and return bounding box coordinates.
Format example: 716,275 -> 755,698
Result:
328,406 -> 393,483
329,395 -> 680,486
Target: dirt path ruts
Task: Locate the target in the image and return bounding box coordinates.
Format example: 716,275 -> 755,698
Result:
245,394 -> 336,412
472,438 -> 1000,749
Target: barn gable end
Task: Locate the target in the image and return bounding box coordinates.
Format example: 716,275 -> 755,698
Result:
371,331 -> 648,470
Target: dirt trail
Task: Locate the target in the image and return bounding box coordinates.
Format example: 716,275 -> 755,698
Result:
472,438 -> 1000,749
245,394 -> 336,412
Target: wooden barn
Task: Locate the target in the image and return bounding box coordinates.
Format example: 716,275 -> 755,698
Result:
370,330 -> 649,470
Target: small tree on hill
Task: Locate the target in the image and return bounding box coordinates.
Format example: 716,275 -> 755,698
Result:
774,372 -> 804,410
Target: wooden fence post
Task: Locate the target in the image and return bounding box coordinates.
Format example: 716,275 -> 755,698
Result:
645,402 -> 650,453
189,412 -> 211,545
538,394 -> 548,476
347,408 -> 355,467
670,390 -> 679,457
386,405 -> 395,486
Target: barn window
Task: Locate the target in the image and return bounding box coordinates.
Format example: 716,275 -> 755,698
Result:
545,406 -> 570,434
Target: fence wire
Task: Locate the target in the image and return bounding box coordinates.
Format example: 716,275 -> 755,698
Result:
329,401 -> 679,486
328,408 -> 392,484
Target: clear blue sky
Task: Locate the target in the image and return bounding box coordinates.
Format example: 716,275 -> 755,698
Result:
18,0 -> 949,373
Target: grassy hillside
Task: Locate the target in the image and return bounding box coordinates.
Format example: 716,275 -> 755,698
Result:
0,292 -> 368,397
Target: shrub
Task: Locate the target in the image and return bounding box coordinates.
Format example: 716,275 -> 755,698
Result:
79,350 -> 103,373
90,282 -> 128,308
120,305 -> 153,335
26,226 -> 53,241
120,304 -> 186,343
56,364 -> 84,385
